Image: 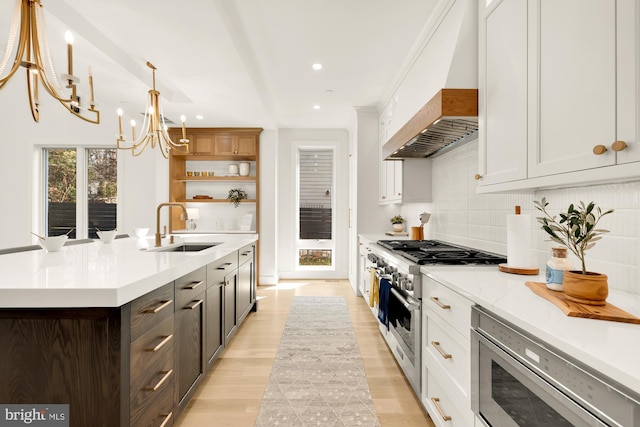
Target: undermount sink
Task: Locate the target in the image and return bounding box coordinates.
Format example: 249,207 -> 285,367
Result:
146,242 -> 220,252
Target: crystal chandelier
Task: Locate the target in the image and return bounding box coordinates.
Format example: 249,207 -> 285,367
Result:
0,0 -> 100,123
116,62 -> 189,158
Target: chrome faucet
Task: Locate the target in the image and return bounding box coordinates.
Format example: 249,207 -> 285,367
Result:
155,203 -> 188,247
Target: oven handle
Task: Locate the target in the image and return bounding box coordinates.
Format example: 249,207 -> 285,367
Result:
390,287 -> 421,310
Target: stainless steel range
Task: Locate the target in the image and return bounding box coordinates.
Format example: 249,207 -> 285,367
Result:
369,239 -> 506,397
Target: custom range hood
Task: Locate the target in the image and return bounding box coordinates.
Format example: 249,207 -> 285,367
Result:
382,88 -> 478,159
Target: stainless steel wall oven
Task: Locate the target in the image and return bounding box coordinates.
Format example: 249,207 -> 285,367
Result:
471,306 -> 640,427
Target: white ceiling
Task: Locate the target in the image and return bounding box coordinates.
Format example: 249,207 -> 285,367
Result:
0,0 -> 438,130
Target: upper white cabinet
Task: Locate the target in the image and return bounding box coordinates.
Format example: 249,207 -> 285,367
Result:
478,0 -> 640,191
478,0 -> 528,186
528,0 -> 616,177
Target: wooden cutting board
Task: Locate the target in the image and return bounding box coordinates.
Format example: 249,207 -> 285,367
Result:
525,281 -> 640,324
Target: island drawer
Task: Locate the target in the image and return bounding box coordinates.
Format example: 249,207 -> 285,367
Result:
175,266 -> 207,307
130,316 -> 175,387
238,244 -> 254,265
131,282 -> 175,342
207,252 -> 238,287
130,348 -> 174,426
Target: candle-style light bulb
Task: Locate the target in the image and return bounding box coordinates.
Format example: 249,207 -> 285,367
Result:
130,120 -> 136,140
117,108 -> 123,136
64,31 -> 74,76
88,66 -> 94,105
180,114 -> 187,140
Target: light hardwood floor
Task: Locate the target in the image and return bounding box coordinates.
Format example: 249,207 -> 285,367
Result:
175,280 -> 435,427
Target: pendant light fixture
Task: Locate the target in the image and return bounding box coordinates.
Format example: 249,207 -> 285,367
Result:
0,0 -> 100,123
116,62 -> 189,158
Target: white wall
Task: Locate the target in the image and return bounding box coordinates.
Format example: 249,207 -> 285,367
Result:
425,139 -> 640,295
277,129 -> 349,279
258,129 -> 278,284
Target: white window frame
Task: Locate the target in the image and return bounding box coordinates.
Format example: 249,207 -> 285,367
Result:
294,144 -> 336,271
39,146 -> 119,239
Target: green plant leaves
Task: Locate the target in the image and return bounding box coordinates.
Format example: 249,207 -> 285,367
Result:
534,198 -> 613,274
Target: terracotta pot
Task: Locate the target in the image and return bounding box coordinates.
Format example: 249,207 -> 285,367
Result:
562,270 -> 608,306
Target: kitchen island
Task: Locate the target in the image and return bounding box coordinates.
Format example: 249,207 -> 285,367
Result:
0,234 -> 258,427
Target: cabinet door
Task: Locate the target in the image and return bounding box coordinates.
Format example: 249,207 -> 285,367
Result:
176,292 -> 205,407
191,134 -> 214,155
615,0 -> 640,165
528,0 -> 616,177
379,160 -> 402,204
237,258 -> 252,324
478,0 -> 528,186
205,282 -> 223,365
236,135 -> 257,156
224,270 -> 238,344
213,135 -> 235,155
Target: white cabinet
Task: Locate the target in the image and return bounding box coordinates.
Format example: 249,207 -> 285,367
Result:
421,274 -> 475,427
379,158 -> 403,204
478,0 -> 640,191
478,0 -> 528,186
528,0 -> 617,177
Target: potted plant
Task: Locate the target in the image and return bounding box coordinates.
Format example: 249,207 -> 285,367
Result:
534,197 -> 614,305
390,215 -> 405,232
228,188 -> 248,208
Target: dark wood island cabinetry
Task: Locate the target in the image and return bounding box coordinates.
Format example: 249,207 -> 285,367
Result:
0,242 -> 257,427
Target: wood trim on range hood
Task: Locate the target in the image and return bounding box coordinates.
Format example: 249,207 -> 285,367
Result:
382,89 -> 478,159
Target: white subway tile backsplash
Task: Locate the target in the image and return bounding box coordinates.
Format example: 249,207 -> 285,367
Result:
415,139 -> 640,295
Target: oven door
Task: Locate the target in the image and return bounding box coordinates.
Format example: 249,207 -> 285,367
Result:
388,286 -> 421,395
471,330 -> 608,427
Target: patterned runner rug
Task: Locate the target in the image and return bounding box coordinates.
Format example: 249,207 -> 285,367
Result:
254,296 -> 381,426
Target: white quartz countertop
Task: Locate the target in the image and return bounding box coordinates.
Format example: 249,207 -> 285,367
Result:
420,265 -> 640,395
0,234 -> 258,308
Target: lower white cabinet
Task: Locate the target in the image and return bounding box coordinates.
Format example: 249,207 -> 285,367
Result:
421,273 -> 475,426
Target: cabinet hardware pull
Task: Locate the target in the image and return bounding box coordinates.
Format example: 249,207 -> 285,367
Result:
474,173 -> 482,180
241,251 -> 252,256
159,412 -> 173,427
593,145 -> 608,155
147,334 -> 173,352
430,397 -> 452,421
612,141 -> 628,152
184,280 -> 204,290
431,341 -> 452,359
185,299 -> 204,310
144,300 -> 173,314
430,297 -> 451,310
381,195 -> 386,199
217,262 -> 233,270
145,369 -> 173,391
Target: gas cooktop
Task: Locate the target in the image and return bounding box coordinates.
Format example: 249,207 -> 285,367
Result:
377,239 -> 507,265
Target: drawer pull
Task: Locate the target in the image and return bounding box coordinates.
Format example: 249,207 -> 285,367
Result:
184,280 -> 204,290
241,251 -> 252,256
185,299 -> 204,310
144,299 -> 173,314
216,262 -> 233,270
145,369 -> 173,392
146,334 -> 173,352
159,412 -> 173,427
431,341 -> 452,359
430,297 -> 451,310
431,397 -> 452,421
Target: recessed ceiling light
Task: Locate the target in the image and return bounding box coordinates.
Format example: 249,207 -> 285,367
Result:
313,105 -> 321,110
196,115 -> 204,120
312,63 -> 323,70
325,89 -> 333,93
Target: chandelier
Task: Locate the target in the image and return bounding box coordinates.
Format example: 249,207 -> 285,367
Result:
0,0 -> 100,123
116,62 -> 189,158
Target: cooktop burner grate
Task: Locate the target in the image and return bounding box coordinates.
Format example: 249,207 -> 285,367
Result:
377,239 -> 507,265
